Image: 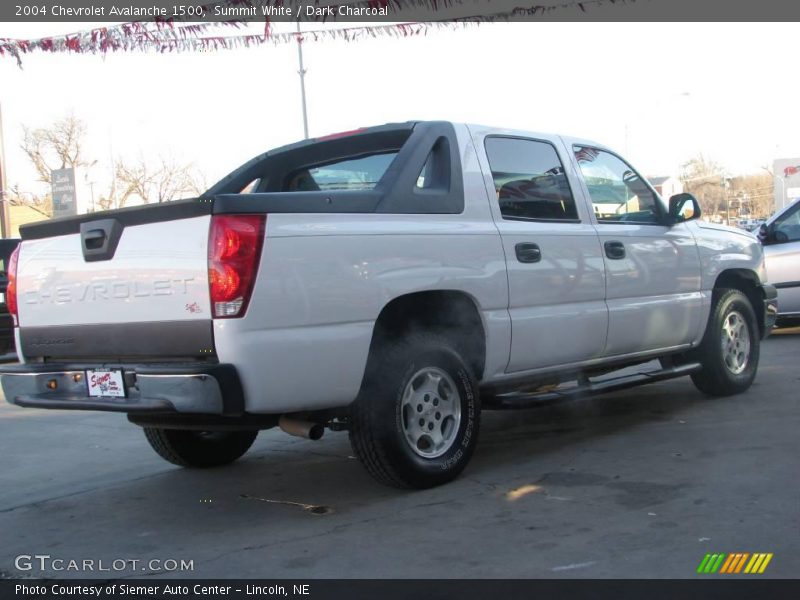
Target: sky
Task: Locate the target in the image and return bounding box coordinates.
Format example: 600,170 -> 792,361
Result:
1,21 -> 798,199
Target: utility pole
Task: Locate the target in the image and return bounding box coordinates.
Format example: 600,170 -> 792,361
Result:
775,175 -> 786,211
296,21 -> 309,139
723,176 -> 731,226
0,102 -> 10,238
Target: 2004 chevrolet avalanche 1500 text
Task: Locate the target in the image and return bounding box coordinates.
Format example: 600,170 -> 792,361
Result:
0,122 -> 778,488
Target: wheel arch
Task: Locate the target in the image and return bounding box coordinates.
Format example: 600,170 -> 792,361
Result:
713,268 -> 766,338
366,290 -> 487,381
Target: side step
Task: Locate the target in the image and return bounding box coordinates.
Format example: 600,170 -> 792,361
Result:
483,362 -> 702,410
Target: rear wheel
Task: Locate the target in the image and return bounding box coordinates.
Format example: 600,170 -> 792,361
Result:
690,288 -> 760,396
349,332 -> 480,489
143,428 -> 258,468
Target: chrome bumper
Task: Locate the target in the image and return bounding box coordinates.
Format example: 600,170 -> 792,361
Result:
0,363 -> 245,415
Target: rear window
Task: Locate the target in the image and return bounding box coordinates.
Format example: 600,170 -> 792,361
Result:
285,152 -> 398,192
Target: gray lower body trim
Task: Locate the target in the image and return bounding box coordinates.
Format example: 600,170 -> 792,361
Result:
481,343 -> 694,392
18,320 -> 214,360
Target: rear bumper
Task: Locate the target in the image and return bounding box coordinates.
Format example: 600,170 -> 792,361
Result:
761,283 -> 778,338
0,362 -> 245,416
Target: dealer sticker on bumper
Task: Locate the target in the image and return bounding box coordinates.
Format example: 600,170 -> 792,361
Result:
86,369 -> 126,398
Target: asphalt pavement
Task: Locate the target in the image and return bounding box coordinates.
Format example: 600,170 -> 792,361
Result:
1,329 -> 798,579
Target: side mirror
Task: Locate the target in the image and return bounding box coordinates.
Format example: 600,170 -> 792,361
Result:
757,223 -> 769,244
668,193 -> 701,224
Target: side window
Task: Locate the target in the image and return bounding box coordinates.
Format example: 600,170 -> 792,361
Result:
773,202 -> 800,243
574,146 -> 662,224
484,137 -> 579,221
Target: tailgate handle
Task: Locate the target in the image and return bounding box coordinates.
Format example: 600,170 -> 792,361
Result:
83,229 -> 106,249
80,219 -> 123,262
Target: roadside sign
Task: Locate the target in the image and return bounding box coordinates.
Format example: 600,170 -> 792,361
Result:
51,168 -> 77,218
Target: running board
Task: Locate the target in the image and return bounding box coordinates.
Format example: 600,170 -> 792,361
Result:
483,362 -> 702,410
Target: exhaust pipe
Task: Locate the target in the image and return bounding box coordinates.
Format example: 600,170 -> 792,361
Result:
279,416 -> 324,441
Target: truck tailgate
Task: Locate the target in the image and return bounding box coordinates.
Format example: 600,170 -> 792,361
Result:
16,215 -> 212,360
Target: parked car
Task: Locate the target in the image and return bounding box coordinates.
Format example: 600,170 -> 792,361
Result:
0,122 -> 778,488
759,199 -> 800,326
0,238 -> 21,361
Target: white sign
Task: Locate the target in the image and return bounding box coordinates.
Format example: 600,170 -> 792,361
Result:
51,168 -> 77,218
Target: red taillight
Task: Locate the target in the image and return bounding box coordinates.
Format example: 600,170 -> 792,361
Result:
6,245 -> 19,326
208,215 -> 265,318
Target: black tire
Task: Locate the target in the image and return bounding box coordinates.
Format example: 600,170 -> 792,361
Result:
349,332 -> 481,489
690,288 -> 760,397
143,428 -> 258,468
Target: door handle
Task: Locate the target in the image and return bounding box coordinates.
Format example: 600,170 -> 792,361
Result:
515,242 -> 542,263
604,240 -> 626,260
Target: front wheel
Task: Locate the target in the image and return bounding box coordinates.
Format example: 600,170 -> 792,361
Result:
690,288 -> 760,396
349,332 -> 481,489
143,428 -> 258,468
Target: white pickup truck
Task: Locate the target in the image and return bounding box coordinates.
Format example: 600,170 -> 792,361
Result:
0,121 -> 778,488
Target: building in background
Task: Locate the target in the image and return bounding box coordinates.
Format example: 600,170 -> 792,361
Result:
648,175 -> 683,200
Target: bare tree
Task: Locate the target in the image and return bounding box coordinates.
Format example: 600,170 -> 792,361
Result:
18,113 -> 203,211
114,159 -> 151,207
680,155 -> 775,222
154,158 -> 199,203
727,173 -> 774,219
680,154 -> 727,221
115,156 -> 203,205
94,184 -> 117,212
21,114 -> 89,184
